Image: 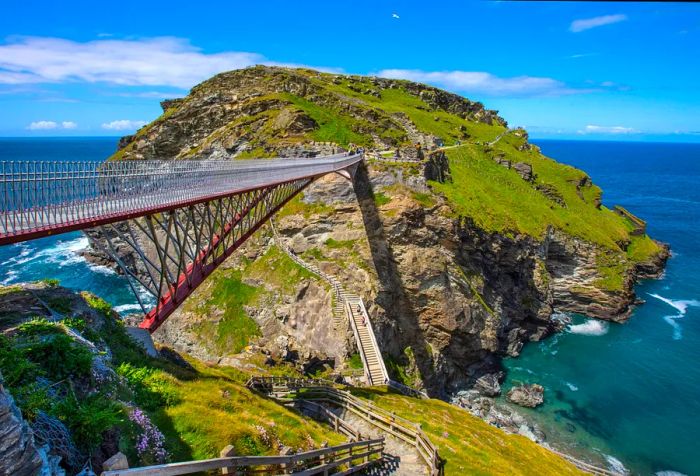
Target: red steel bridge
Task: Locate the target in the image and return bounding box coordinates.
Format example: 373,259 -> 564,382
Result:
0,153 -> 363,332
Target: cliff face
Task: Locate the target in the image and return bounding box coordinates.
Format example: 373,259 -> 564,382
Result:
102,66 -> 668,395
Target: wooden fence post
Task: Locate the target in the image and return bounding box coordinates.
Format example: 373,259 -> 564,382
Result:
219,445 -> 236,475
279,446 -> 293,474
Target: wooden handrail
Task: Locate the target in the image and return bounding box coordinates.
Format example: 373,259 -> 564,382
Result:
346,300 -> 373,384
356,298 -> 390,383
102,438 -> 385,476
248,377 -> 444,475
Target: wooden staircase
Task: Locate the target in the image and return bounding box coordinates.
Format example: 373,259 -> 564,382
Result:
270,219 -> 389,385
345,296 -> 388,386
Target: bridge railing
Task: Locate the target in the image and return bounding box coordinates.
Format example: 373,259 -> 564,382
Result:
0,154 -> 362,241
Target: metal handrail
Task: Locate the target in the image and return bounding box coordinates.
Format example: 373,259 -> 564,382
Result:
0,153 -> 363,240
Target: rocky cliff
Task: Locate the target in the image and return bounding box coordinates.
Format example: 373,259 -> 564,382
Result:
103,66 -> 668,396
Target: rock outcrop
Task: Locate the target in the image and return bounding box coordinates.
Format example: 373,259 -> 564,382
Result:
0,372 -> 43,476
93,66 -> 668,398
506,384 -> 545,408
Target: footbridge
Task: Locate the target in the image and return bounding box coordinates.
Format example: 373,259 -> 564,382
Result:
0,153 -> 363,331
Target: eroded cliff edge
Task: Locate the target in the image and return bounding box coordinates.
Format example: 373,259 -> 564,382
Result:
101,66 -> 668,396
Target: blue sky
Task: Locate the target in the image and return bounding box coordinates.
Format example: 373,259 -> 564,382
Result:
0,0 -> 698,141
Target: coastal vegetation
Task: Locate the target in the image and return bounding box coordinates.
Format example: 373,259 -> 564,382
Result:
0,283 -> 585,474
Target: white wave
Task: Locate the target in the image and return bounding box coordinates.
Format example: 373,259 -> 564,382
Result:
87,263 -> 116,275
568,319 -> 609,336
1,269 -> 18,285
114,303 -> 143,314
0,244 -> 32,266
648,293 -> 700,315
565,382 -> 579,392
604,455 -> 628,474
655,471 -> 688,476
649,294 -> 699,340
663,315 -> 684,340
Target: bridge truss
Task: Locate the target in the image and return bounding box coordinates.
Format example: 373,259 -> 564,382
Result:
0,154 -> 362,332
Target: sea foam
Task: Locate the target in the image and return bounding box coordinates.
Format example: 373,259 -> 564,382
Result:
649,293 -> 699,340
568,319 -> 609,336
604,455 -> 628,474
648,293 -> 700,315
114,303 -> 143,314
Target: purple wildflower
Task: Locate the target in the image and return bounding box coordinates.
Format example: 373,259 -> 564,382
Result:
129,408 -> 168,464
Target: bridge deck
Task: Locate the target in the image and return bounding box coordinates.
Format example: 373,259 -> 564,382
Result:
0,153 -> 362,244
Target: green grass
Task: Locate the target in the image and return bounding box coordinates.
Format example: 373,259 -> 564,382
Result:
373,191 -> 391,207
432,144 -> 662,251
303,247 -> 326,261
276,193 -> 334,219
189,269 -> 261,354
412,191 -> 437,208
304,75 -> 504,146
347,353 -> 364,370
428,144 -> 665,290
627,235 -> 661,263
281,93 -> 370,146
349,387 -> 584,476
324,238 -> 357,250
246,245 -> 317,294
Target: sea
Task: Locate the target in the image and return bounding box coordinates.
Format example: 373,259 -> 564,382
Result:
1,137 -> 699,475
0,137 -> 144,315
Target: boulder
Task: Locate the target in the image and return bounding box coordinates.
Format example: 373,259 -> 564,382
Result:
473,372 -> 503,397
506,384 -> 544,408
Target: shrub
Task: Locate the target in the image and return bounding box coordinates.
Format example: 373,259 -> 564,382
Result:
54,392 -> 123,450
81,292 -> 114,317
0,336 -> 40,386
40,278 -> 60,287
22,333 -> 93,381
17,318 -> 62,337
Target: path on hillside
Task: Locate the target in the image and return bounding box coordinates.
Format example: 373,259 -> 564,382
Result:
327,406 -> 427,476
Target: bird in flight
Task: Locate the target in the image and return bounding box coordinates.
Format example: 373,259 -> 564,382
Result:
392,13 -> 400,19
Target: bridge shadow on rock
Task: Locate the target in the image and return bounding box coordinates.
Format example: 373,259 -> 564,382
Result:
351,163 -> 438,396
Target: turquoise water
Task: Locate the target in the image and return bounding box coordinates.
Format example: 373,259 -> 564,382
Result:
503,140 -> 700,475
0,137 -> 145,314
1,138 -> 698,474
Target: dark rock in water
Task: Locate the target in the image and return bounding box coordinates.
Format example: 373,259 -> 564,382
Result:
474,372 -> 504,397
507,384 -> 545,408
565,422 -> 577,433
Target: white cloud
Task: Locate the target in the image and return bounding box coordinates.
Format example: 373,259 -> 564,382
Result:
392,13 -> 400,19
101,120 -> 147,131
376,69 -> 586,97
28,120 -> 58,130
27,120 -> 78,130
0,36 -> 340,89
570,14 -> 627,33
579,125 -> 638,134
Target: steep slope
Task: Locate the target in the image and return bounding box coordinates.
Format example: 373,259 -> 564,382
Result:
105,66 -> 668,397
0,282 -> 345,474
